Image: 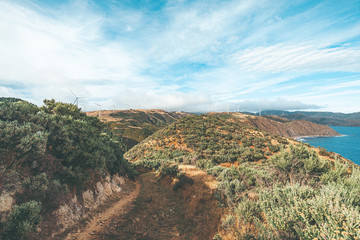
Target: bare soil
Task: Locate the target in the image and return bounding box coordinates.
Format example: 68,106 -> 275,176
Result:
66,165 -> 222,240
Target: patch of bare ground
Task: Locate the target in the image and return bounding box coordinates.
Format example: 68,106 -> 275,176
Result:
63,180 -> 140,240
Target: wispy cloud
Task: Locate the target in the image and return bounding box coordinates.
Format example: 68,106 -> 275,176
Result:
0,0 -> 359,112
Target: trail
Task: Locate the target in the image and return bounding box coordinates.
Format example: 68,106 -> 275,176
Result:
66,165 -> 222,240
66,181 -> 141,240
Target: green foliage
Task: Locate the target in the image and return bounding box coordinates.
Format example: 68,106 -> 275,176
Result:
134,158 -> 170,170
258,183 -> 360,239
4,201 -> 42,240
0,97 -> 24,103
271,144 -> 329,184
206,166 -> 227,177
157,163 -> 179,179
0,168 -> 20,191
235,198 -> 262,224
19,173 -> 68,209
0,99 -> 132,237
320,158 -> 349,184
0,99 -> 129,182
125,115 -> 274,168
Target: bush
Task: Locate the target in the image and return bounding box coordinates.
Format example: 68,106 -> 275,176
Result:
271,144 -> 329,184
320,158 -> 349,184
258,183 -> 360,239
4,201 -> 42,240
157,163 -> 179,179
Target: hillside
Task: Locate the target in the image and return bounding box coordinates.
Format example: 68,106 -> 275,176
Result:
2,102 -> 359,240
125,114 -> 360,239
86,109 -> 191,149
209,112 -> 341,138
260,110 -> 360,126
0,99 -> 134,239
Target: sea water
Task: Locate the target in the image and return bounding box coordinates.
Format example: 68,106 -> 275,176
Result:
298,126 -> 360,165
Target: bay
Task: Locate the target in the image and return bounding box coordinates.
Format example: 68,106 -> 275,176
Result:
298,126 -> 360,165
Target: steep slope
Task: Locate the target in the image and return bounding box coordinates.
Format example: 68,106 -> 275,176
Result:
0,99 -> 134,239
125,114 -> 359,239
210,112 -> 341,138
87,109 -> 191,149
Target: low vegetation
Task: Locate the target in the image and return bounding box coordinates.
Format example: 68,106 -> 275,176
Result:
126,114 -> 359,239
88,109 -> 190,149
0,99 -> 135,239
2,101 -> 358,239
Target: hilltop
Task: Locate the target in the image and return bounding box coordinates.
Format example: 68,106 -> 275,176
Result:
86,109 -> 191,149
209,112 -> 341,138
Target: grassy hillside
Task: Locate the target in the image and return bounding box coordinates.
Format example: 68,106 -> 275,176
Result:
87,109 -> 191,149
210,112 -> 341,138
125,114 -> 360,239
0,99 -> 134,239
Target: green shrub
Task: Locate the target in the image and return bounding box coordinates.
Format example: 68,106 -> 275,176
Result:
320,158 -> 349,184
235,198 -> 262,224
157,163 -> 179,178
4,201 -> 42,240
258,183 -> 360,239
206,166 -> 226,177
134,158 -> 170,170
271,144 -> 329,184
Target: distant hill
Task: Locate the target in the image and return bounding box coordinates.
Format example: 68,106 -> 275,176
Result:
86,109 -> 191,149
259,110 -> 360,126
209,112 -> 340,138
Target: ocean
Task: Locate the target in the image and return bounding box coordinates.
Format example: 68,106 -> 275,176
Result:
298,126 -> 360,166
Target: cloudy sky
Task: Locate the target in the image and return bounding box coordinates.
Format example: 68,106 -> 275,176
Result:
1,0 -> 360,113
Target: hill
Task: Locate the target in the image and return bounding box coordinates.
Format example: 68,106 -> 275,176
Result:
260,110 -> 360,126
0,97 -> 24,103
209,112 -> 341,138
125,114 -> 360,239
86,109 -> 191,149
0,99 -> 134,239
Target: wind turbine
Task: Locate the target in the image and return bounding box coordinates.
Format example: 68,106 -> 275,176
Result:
95,103 -> 102,118
69,89 -> 88,108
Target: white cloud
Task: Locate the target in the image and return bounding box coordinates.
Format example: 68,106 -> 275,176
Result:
232,44 -> 360,73
0,0 -> 359,113
234,98 -> 321,112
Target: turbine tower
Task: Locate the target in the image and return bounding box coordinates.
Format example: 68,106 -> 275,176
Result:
69,89 -> 88,108
95,103 -> 102,118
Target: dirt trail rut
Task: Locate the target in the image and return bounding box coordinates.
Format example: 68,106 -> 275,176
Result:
67,165 -> 222,240
66,181 -> 140,240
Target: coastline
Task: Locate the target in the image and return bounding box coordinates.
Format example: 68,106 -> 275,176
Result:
294,134 -> 344,141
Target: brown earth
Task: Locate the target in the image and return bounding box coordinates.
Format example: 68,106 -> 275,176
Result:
210,112 -> 341,138
65,165 -> 222,240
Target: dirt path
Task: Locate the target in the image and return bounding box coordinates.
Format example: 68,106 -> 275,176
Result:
67,165 -> 222,240
66,181 -> 141,240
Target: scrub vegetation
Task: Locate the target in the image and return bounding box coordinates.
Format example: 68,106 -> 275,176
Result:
126,114 -> 360,239
0,99 -> 134,239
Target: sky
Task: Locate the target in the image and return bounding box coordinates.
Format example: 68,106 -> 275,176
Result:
0,0 -> 360,113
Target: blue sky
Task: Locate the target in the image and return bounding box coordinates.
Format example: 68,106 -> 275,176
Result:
0,0 -> 359,112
